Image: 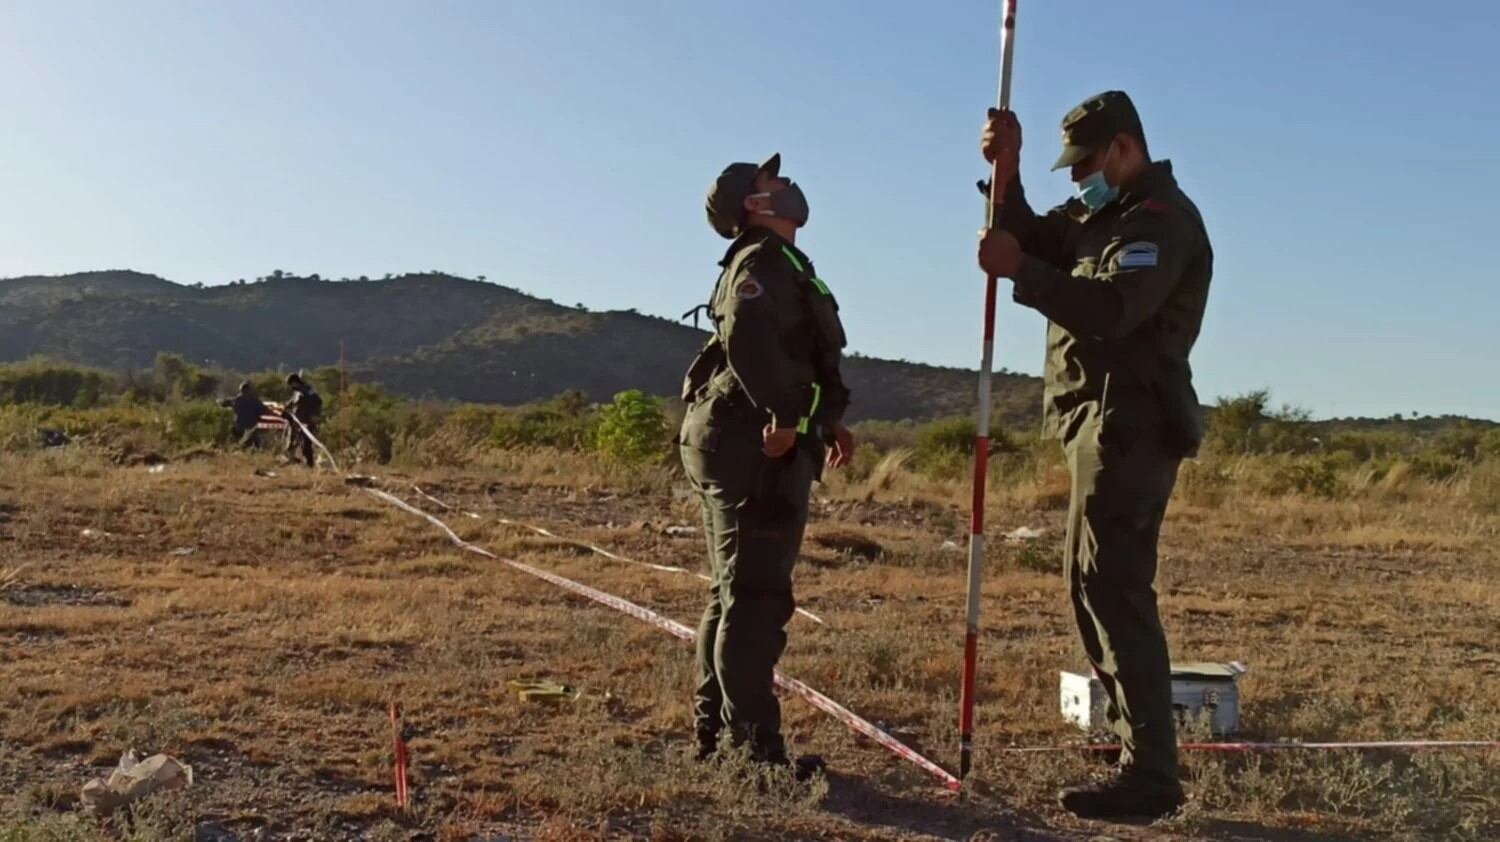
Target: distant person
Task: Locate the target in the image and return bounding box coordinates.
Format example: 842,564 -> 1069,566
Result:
282,373 -> 323,467
219,381 -> 269,450
679,153 -> 855,778
977,91 -> 1214,821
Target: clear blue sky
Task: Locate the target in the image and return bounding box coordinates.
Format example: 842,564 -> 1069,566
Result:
1,1 -> 1496,420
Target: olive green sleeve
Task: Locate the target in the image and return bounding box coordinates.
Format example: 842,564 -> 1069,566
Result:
819,362 -> 851,430
812,301 -> 851,432
1011,203 -> 1197,340
721,268 -> 806,430
993,178 -> 1077,270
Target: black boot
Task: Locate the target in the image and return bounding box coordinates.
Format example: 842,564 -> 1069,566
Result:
749,742 -> 826,780
791,754 -> 826,782
695,730 -> 721,762
742,738 -> 827,783
746,752 -> 826,784
1059,768 -> 1185,821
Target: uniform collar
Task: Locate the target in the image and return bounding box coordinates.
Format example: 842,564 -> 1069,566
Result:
1119,159 -> 1175,205
1065,159 -> 1175,223
718,225 -> 801,267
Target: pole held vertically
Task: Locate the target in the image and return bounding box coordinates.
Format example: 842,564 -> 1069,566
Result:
960,0 -> 1019,785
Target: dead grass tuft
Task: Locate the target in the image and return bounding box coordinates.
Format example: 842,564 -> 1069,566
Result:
860,448 -> 913,499
0,563 -> 30,593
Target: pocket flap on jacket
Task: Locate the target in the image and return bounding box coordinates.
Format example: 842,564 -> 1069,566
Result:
679,424 -> 720,453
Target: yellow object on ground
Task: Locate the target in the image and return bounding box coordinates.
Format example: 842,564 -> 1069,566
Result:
506,679 -> 578,704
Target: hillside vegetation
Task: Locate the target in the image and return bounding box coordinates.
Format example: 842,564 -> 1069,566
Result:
0,270 -> 1039,424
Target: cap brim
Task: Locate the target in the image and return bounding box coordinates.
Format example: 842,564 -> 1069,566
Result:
1051,144 -> 1097,171
758,153 -> 781,179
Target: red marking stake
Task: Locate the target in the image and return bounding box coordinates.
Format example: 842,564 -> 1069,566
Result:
389,701 -> 409,811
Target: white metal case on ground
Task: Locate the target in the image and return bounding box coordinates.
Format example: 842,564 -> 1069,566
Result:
1060,662 -> 1247,736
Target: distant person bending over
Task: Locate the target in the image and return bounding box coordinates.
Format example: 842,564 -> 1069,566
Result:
219,381 -> 269,450
282,373 -> 323,467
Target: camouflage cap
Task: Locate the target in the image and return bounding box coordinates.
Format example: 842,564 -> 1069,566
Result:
705,153 -> 780,239
1051,90 -> 1143,171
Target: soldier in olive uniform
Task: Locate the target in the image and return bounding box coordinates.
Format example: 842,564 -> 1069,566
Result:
680,154 -> 855,775
219,381 -> 269,450
977,91 -> 1213,820
282,373 -> 324,468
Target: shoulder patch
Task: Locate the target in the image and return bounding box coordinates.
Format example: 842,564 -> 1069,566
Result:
1117,241 -> 1159,268
735,278 -> 765,300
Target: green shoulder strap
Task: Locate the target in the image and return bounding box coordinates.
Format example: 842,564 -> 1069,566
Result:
780,245 -> 832,296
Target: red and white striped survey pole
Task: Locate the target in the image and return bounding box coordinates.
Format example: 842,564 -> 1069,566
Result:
960,0 -> 1019,785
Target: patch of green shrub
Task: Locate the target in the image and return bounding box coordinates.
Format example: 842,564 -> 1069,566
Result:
320,385 -> 422,464
594,390 -> 669,466
491,391 -> 596,451
1260,455 -> 1343,499
0,360 -> 111,408
154,353 -> 219,400
165,402 -> 234,449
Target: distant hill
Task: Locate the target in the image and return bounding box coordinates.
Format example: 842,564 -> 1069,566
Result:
0,270 -> 181,308
0,270 -> 1041,425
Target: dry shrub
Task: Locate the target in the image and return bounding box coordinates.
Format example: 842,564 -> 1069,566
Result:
859,448 -> 912,499
0,563 -> 30,593
996,457 -> 1071,511
4,443 -> 110,480
1261,455 -> 1346,499
1465,460 -> 1500,513
0,404 -> 48,452
1185,751 -> 1497,840
822,446 -> 960,507
1178,459 -> 1233,508
1008,539 -> 1060,575
1379,460 -> 1413,496
392,424 -> 489,468
843,610 -> 933,691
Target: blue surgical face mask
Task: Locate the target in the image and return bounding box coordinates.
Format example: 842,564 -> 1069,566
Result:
1075,171 -> 1118,211
1073,144 -> 1119,211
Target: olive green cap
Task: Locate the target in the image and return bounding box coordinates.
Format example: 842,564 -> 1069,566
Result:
705,153 -> 780,239
1051,90 -> 1143,171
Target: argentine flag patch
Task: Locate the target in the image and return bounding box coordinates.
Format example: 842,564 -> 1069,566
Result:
1117,241 -> 1159,268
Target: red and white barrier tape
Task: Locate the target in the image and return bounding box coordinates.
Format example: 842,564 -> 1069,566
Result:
412,485 -> 828,627
284,413 -> 339,471
362,487 -> 960,791
500,517 -> 693,574
998,739 -> 1500,754
410,485 -> 482,520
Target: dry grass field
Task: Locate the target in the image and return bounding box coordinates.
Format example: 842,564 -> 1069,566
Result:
2,445 -> 1498,840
